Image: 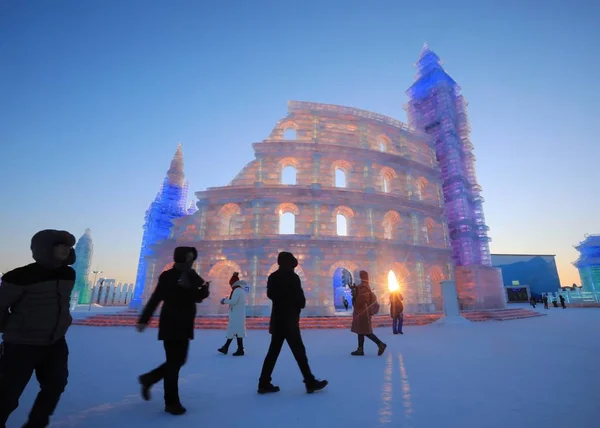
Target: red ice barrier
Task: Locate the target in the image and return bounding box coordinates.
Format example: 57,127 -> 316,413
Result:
72,308 -> 545,329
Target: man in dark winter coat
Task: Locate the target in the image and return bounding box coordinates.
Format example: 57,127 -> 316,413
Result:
257,251 -> 328,394
0,229 -> 76,428
136,246 -> 210,416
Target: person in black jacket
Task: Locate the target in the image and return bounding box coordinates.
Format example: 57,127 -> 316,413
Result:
0,229 -> 76,428
136,246 -> 209,416
257,251 -> 328,394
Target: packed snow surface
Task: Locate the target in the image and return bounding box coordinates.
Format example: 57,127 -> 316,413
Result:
7,306 -> 599,428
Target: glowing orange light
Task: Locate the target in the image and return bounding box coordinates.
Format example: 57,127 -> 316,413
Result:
388,270 -> 400,292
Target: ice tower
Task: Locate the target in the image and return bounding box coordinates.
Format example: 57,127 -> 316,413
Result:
129,144 -> 191,309
406,44 -> 505,309
574,235 -> 600,293
72,228 -> 94,304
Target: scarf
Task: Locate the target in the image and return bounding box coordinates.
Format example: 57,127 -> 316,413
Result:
229,284 -> 242,299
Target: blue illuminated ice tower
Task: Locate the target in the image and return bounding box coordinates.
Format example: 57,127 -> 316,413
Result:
406,43 -> 492,267
406,44 -> 505,309
129,144 -> 191,309
574,235 -> 600,293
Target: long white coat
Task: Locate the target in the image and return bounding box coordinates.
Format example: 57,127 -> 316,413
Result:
223,281 -> 247,339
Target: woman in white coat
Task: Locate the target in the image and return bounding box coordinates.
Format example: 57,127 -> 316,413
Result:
217,277 -> 247,356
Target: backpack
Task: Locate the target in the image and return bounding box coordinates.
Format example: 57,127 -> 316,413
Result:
369,292 -> 380,315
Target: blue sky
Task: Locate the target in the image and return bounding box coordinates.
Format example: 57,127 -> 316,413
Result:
0,0 -> 598,285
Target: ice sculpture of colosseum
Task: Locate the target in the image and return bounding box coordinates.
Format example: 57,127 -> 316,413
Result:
143,101 -> 455,316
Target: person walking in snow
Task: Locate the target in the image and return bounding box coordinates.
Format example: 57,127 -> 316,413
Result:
390,290 -> 404,335
529,295 -> 536,308
0,230 -> 76,428
559,294 -> 566,309
350,271 -> 387,356
257,252 -> 328,394
136,247 -> 210,416
218,274 -> 247,356
543,294 -> 549,309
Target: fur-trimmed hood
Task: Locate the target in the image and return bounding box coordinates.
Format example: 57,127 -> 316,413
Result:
30,229 -> 76,268
173,246 -> 198,263
231,280 -> 247,289
277,251 -> 298,270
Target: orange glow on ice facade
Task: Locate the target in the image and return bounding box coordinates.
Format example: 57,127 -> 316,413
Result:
142,101 -> 459,316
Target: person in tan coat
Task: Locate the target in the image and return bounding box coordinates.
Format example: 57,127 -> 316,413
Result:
349,271 -> 386,356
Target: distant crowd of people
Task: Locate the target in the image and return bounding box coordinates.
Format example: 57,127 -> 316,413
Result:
0,229 -> 405,426
529,293 -> 566,309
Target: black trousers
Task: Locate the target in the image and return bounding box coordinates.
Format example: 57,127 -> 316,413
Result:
358,333 -> 382,348
0,337 -> 69,428
259,329 -> 314,384
141,340 -> 189,406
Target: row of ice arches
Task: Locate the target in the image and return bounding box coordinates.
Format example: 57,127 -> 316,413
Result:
217,202 -> 443,244
279,159 -> 435,201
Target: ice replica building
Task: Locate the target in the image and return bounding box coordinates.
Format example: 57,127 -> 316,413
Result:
574,235 -> 600,293
132,45 -> 506,316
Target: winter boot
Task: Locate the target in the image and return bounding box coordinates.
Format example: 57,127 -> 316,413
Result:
165,403 -> 187,415
138,375 -> 152,401
377,342 -> 387,356
351,348 -> 364,356
218,339 -> 233,355
232,338 -> 244,356
304,378 -> 329,394
257,382 -> 281,394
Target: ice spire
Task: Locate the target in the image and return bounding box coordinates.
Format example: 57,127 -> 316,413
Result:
167,142 -> 185,187
72,228 -> 94,304
130,143 -> 191,309
406,44 -> 491,267
415,43 -> 447,80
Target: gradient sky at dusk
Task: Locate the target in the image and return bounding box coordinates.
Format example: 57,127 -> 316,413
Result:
1,0 -> 598,285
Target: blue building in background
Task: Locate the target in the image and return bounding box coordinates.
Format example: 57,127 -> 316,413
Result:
491,254 -> 561,297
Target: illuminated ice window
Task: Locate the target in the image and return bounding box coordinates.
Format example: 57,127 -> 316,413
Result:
335,168 -> 347,188
279,211 -> 296,234
284,128 -> 296,140
281,166 -> 297,185
383,177 -> 390,193
336,214 -> 348,236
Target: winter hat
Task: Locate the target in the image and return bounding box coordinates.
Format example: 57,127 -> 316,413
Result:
359,271 -> 369,284
173,246 -> 198,263
31,229 -> 76,268
277,251 -> 298,270
229,272 -> 240,286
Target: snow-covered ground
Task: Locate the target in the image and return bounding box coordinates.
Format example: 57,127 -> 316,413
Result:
7,307 -> 599,428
